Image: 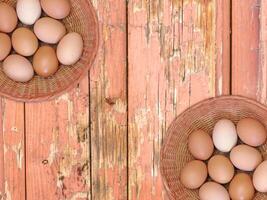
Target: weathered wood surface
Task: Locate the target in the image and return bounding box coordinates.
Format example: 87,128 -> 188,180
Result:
1,0 -> 266,199
259,0 -> 267,103
25,76 -> 90,200
216,0 -> 231,96
0,100 -> 25,200
128,0 -> 223,199
90,0 -> 127,199
232,0 -> 260,99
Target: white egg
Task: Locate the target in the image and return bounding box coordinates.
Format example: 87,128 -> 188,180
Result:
212,119 -> 237,152
16,0 -> 41,25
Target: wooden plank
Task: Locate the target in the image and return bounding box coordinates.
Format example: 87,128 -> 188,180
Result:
2,101 -> 25,200
25,77 -> 90,200
89,0 -> 128,199
258,0 -> 267,103
216,0 -> 231,96
0,100 -> 25,200
128,0 -> 222,199
232,0 -> 260,98
0,101 -> 3,199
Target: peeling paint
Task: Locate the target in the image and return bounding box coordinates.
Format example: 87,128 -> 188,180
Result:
55,94 -> 70,103
11,126 -> 18,133
3,144 -> 7,155
60,148 -> 78,177
70,192 -> 89,200
11,142 -> 23,169
67,100 -> 75,139
113,99 -> 127,113
48,142 -> 58,165
128,0 -> 217,199
134,108 -> 150,130
5,182 -> 11,200
218,76 -> 222,95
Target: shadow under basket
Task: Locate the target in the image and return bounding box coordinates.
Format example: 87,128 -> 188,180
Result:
0,0 -> 99,102
160,95 -> 267,200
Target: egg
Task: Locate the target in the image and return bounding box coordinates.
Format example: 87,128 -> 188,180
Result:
230,144 -> 262,171
3,54 -> 34,82
16,0 -> 41,25
0,33 -> 12,61
180,160 -> 207,189
12,28 -> 39,57
0,3 -> 18,33
188,130 -> 214,160
33,46 -> 59,78
229,173 -> 255,200
34,17 -> 66,44
208,155 -> 234,184
213,119 -> 238,152
57,32 -> 83,65
237,118 -> 267,147
199,182 -> 230,200
40,0 -> 71,19
253,160 -> 267,192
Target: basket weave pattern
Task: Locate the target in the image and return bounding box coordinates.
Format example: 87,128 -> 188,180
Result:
160,96 -> 267,200
0,0 -> 98,102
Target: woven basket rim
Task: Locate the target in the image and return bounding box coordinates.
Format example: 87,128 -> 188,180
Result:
160,95 -> 267,199
0,0 -> 99,103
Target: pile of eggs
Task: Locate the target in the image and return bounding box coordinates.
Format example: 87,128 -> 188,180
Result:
0,0 -> 83,82
181,118 -> 267,200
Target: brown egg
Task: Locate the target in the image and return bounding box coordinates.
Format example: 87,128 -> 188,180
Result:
208,155 -> 234,184
180,160 -> 207,189
229,173 -> 255,200
57,32 -> 83,65
188,130 -> 214,160
3,54 -> 34,82
199,182 -> 230,200
0,33 -> 11,61
33,46 -> 59,78
237,118 -> 267,147
12,28 -> 39,57
40,0 -> 71,19
253,160 -> 267,192
0,3 -> 18,33
34,17 -> 66,44
230,144 -> 262,171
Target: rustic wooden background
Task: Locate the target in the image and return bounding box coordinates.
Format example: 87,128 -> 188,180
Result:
0,0 -> 265,199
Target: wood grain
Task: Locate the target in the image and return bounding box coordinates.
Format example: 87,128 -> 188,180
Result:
258,0 -> 267,103
0,100 -> 25,200
0,0 -> 235,199
89,0 -> 127,199
25,77 -> 90,200
128,0 -> 221,199
0,101 -> 3,200
216,0 -> 231,96
232,0 -> 260,98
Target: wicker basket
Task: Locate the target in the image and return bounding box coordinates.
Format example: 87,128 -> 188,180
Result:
0,0 -> 99,102
160,96 -> 267,200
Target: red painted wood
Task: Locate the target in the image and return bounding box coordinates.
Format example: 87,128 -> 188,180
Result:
0,101 -> 3,199
3,101 -> 25,200
128,0 -> 224,199
0,100 -> 25,200
0,0 -> 234,199
216,0 -> 231,96
232,0 -> 260,98
89,0 -> 128,199
258,0 -> 267,103
25,77 -> 90,200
